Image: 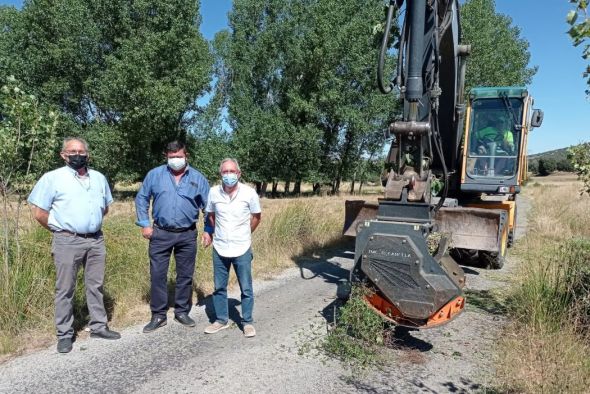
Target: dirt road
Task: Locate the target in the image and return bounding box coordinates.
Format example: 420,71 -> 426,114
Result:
0,198 -> 528,393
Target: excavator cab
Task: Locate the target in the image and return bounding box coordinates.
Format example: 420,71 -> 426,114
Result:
461,87 -> 541,195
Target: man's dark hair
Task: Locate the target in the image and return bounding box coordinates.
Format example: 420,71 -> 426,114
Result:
165,140 -> 186,154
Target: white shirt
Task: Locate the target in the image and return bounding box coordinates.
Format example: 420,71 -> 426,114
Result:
205,183 -> 261,257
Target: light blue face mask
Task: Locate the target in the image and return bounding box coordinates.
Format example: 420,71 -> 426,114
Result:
222,173 -> 238,187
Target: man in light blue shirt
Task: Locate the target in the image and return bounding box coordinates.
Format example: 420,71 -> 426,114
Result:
135,140 -> 213,333
28,137 -> 120,353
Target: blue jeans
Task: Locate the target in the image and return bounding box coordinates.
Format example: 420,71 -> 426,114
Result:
212,247 -> 254,325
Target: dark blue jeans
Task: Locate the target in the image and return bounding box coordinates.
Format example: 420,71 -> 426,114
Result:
148,227 -> 197,318
212,247 -> 254,325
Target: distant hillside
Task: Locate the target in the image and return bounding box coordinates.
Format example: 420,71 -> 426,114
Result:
528,147 -> 573,174
528,147 -> 569,162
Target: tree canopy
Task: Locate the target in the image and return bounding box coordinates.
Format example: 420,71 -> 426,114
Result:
219,0 -> 396,193
567,0 -> 590,95
0,0 -> 213,181
0,0 -> 539,192
461,0 -> 537,90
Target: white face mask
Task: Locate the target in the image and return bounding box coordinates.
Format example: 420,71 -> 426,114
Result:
167,157 -> 186,171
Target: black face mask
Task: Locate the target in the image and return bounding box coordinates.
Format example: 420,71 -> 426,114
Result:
67,154 -> 88,170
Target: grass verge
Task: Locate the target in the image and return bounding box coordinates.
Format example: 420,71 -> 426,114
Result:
496,174 -> 590,393
0,195 -> 346,356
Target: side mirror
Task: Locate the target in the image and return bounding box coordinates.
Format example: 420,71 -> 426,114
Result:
531,109 -> 544,128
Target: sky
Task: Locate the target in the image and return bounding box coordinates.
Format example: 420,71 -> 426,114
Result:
1,0 -> 588,154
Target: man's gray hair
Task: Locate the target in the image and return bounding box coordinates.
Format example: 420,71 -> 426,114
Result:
219,158 -> 241,173
62,137 -> 89,152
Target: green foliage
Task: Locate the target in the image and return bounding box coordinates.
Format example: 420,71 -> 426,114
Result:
0,76 -> 59,191
0,0 -> 213,181
321,285 -> 386,369
221,0 -> 395,190
556,158 -> 574,172
568,142 -> 590,193
538,157 -> 557,176
527,159 -> 539,175
511,238 -> 590,332
0,77 -> 59,327
567,0 -> 590,95
461,0 -> 537,90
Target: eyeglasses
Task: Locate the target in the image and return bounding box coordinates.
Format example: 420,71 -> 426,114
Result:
64,150 -> 87,155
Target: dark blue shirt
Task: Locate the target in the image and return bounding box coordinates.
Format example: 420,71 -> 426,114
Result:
135,165 -> 213,233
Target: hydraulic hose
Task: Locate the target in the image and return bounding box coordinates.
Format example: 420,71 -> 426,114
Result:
377,1 -> 398,94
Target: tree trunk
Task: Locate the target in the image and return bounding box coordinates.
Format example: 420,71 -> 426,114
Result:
260,182 -> 268,197
359,180 -> 364,195
350,176 -> 356,195
255,181 -> 262,195
284,181 -> 290,194
312,182 -> 320,195
271,180 -> 278,196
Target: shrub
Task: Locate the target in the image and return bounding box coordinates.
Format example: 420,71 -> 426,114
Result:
537,158 -> 556,176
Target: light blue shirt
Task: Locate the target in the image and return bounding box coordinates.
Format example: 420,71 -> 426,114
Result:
28,166 -> 113,234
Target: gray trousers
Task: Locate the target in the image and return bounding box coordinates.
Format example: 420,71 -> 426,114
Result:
51,232 -> 108,339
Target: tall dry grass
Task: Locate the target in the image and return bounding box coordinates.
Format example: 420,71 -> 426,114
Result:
0,195 -> 346,355
496,174 -> 590,393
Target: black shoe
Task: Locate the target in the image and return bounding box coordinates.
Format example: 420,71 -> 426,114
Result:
57,338 -> 73,353
174,313 -> 196,327
143,316 -> 167,333
90,326 -> 121,340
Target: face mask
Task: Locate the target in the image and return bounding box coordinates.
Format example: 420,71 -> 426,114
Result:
222,173 -> 238,187
167,157 -> 186,171
67,154 -> 88,170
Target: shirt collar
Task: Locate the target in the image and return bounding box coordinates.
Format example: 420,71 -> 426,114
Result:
167,164 -> 191,176
219,182 -> 240,197
63,165 -> 89,176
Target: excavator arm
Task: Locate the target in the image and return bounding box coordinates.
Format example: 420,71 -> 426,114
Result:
347,0 -> 470,328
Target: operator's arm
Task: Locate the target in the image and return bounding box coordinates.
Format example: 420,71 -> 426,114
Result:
503,130 -> 515,152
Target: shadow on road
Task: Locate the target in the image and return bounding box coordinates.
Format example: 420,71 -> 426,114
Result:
196,295 -> 245,330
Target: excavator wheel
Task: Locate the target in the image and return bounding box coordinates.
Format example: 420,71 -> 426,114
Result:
450,248 -> 479,265
479,251 -> 505,269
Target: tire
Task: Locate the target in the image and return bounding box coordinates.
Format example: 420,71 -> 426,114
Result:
479,251 -> 505,269
450,248 -> 479,265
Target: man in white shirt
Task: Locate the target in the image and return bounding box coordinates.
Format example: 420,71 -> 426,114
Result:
203,158 -> 261,337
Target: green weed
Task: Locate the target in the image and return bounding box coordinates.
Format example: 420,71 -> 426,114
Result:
321,285 -> 388,370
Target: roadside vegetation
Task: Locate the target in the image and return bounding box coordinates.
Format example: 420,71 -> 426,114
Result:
0,195 -> 346,356
496,173 -> 590,393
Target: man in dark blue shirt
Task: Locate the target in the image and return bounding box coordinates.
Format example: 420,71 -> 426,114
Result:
135,141 -> 213,333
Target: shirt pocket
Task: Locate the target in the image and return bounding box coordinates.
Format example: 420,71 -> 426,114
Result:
179,183 -> 201,205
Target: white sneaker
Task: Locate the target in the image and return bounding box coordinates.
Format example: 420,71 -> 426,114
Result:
243,324 -> 256,338
204,321 -> 230,334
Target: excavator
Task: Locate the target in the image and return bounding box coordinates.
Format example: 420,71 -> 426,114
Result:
342,0 -> 543,328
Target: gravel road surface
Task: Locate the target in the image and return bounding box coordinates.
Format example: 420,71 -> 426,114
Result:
0,198 -> 529,393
